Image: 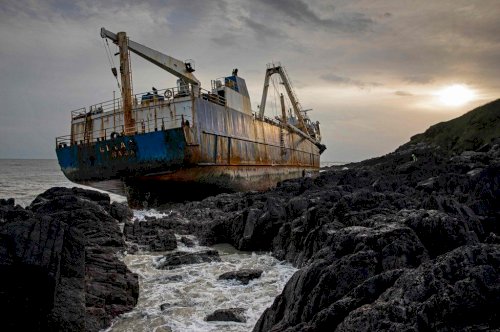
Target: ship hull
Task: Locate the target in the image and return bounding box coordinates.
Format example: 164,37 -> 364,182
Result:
124,164 -> 316,206
71,163 -> 316,206
56,93 -> 323,206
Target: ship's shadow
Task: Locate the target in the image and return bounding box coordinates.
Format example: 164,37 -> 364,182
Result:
124,179 -> 233,208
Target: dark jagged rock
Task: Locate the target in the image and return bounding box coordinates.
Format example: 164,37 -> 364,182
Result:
218,269 -> 263,285
205,308 -> 247,323
0,197 -> 33,222
123,213 -> 195,252
171,100 -> 500,331
110,201 -> 134,223
335,244 -> 500,331
155,249 -> 221,270
0,187 -> 138,332
180,235 -> 195,247
124,218 -> 177,252
399,209 -> 481,257
29,186 -> 112,211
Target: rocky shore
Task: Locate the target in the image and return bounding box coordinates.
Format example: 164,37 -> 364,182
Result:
111,100 -> 499,330
0,188 -> 138,331
1,100 -> 499,331
172,100 -> 500,330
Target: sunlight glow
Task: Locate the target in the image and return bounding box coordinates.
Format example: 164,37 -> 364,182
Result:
436,84 -> 475,107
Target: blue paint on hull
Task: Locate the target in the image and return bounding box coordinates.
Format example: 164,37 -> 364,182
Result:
56,128 -> 187,181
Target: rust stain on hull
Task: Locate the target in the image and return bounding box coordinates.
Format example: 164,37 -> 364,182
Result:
55,30 -> 326,206
122,165 -> 318,206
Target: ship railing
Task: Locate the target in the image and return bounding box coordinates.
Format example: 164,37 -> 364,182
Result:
56,114 -> 192,148
125,113 -> 192,136
132,86 -> 193,110
260,114 -> 281,127
200,87 -> 226,106
71,107 -> 88,119
69,86 -> 226,122
70,86 -> 195,120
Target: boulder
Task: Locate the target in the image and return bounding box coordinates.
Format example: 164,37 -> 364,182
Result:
124,218 -> 177,252
218,269 -> 263,285
205,308 -> 246,323
109,201 -> 133,223
180,236 -> 195,247
155,250 -> 221,270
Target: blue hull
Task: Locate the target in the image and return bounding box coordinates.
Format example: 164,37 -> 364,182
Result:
56,128 -> 187,181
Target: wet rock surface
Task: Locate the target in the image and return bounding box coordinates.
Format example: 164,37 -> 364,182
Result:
124,218 -> 177,252
180,235 -> 195,247
0,187 -> 138,332
155,249 -> 222,270
205,308 -> 247,323
172,135 -> 500,331
218,269 -> 264,285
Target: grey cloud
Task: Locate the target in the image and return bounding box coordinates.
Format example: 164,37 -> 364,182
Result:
321,73 -> 382,89
210,32 -> 241,47
241,16 -> 285,39
255,0 -> 374,33
404,75 -> 434,84
1,0 -> 500,163
395,91 -> 413,96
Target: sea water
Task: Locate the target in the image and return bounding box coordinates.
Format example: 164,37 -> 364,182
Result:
107,211 -> 297,332
0,159 -> 297,332
0,159 -> 126,206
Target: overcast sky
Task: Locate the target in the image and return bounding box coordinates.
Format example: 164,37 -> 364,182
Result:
0,0 -> 498,162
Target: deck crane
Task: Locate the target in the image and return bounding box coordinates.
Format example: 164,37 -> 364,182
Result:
259,64 -> 324,151
100,27 -> 200,135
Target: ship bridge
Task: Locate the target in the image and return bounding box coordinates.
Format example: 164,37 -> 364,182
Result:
211,72 -> 252,115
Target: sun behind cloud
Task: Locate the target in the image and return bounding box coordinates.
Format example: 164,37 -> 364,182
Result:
436,84 -> 476,107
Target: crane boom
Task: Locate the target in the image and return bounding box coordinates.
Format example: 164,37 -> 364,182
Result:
100,28 -> 200,86
259,65 -> 307,133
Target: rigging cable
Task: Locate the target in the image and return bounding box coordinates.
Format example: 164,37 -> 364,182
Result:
271,75 -> 280,119
102,38 -> 121,90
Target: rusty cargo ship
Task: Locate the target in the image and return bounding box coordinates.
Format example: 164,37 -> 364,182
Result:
55,28 -> 326,205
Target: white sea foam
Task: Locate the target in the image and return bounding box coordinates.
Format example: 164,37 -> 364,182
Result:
133,208 -> 174,221
106,240 -> 297,332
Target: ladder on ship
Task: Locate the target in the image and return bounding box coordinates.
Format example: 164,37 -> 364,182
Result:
83,111 -> 93,143
280,126 -> 286,156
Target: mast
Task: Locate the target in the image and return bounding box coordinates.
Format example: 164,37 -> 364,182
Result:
117,32 -> 134,135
